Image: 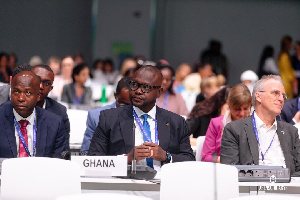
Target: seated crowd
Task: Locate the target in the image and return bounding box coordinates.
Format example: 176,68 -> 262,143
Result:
1,35 -> 300,176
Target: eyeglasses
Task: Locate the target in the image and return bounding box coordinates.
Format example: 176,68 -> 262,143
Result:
259,90 -> 287,100
129,81 -> 161,93
42,81 -> 52,87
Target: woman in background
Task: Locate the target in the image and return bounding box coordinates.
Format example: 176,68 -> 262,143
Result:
201,84 -> 252,162
173,63 -> 192,93
156,63 -> 189,116
187,86 -> 230,138
61,63 -> 92,105
257,45 -> 279,78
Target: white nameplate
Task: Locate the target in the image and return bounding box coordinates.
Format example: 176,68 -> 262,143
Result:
72,156 -> 127,177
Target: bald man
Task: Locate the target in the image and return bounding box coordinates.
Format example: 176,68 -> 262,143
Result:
0,71 -> 66,158
89,66 -> 194,169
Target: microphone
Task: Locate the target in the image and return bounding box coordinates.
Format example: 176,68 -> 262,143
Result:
131,123 -> 136,174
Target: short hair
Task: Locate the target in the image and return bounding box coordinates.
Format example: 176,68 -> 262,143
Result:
116,77 -> 131,95
72,63 -> 89,82
138,65 -> 163,85
252,75 -> 283,107
228,84 -> 252,108
32,64 -> 54,75
12,63 -> 33,78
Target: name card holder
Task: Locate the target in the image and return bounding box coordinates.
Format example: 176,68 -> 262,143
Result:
72,156 -> 127,177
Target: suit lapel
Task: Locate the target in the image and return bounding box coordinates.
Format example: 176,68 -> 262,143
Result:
4,104 -> 18,157
277,122 -> 290,168
156,107 -> 170,150
245,118 -> 259,165
35,107 -> 47,156
119,106 -> 134,153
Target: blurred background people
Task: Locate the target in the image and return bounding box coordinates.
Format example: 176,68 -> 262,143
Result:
257,45 -> 279,78
114,57 -> 137,84
201,84 -> 252,162
29,55 -> 43,66
102,58 -> 119,85
292,41 -> 300,93
51,55 -> 75,100
0,52 -> 9,83
173,63 -> 192,93
156,62 -> 189,116
61,63 -> 92,105
240,70 -> 259,94
74,52 -> 85,65
278,35 -> 297,99
7,53 -> 17,76
47,56 -> 61,76
187,86 -> 230,138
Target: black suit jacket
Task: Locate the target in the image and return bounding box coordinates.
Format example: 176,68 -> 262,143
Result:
279,96 -> 299,124
88,105 -> 195,162
221,117 -> 300,175
45,97 -> 70,150
0,102 -> 66,158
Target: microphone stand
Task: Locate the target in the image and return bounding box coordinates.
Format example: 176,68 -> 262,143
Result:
131,123 -> 136,174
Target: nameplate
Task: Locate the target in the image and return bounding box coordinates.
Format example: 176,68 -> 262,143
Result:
72,156 -> 127,177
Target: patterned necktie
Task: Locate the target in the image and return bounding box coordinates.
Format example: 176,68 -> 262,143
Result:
19,120 -> 29,157
141,114 -> 153,168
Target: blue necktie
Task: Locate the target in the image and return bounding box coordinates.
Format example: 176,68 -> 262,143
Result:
141,114 -> 153,168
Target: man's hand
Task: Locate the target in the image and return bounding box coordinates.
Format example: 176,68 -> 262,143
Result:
126,144 -> 152,164
293,111 -> 300,123
143,142 -> 167,161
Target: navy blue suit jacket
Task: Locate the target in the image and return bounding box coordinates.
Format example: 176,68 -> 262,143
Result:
45,97 -> 70,150
88,105 -> 195,162
280,96 -> 299,125
0,102 -> 66,158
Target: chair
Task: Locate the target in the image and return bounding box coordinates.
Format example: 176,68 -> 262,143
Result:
195,136 -> 206,161
55,193 -> 152,200
67,109 -> 88,149
1,157 -> 81,200
160,161 -> 239,200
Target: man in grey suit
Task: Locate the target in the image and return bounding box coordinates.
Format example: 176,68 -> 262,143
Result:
0,84 -> 10,105
221,75 -> 300,175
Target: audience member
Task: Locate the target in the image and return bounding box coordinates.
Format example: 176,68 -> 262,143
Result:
7,53 -> 17,76
88,66 -> 195,167
0,52 -> 9,83
187,86 -> 230,138
32,64 -> 70,151
200,40 -> 228,79
103,58 -> 119,85
173,63 -> 191,93
91,59 -> 105,82
47,56 -> 61,76
74,52 -> 84,65
292,41 -> 300,92
61,63 -> 92,105
51,56 -> 75,99
278,35 -> 297,99
240,70 -> 259,94
0,71 -> 66,158
257,45 -> 279,78
279,94 -> 300,125
81,77 -> 132,153
156,63 -> 189,116
114,57 -> 137,84
201,84 -> 252,162
29,55 -> 43,66
221,75 -> 300,176
196,74 -> 226,103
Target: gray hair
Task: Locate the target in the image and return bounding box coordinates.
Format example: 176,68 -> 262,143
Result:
252,75 -> 283,107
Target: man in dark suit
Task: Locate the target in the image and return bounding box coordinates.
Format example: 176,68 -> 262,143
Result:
279,95 -> 300,125
0,71 -> 66,158
32,64 -> 70,151
221,75 -> 300,175
89,65 -> 195,166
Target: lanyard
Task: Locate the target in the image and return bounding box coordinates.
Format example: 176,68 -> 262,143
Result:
162,91 -> 169,109
132,107 -> 158,144
251,113 -> 276,161
13,114 -> 37,157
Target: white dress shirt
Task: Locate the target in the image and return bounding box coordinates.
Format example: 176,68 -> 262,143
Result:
254,112 -> 286,167
13,108 -> 36,157
133,105 -> 162,170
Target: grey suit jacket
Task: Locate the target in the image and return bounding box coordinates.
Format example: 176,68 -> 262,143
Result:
88,105 -> 195,162
220,117 -> 300,175
61,83 -> 92,105
0,84 -> 10,105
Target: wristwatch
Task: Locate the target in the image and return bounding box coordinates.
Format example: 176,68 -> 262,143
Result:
164,152 -> 172,164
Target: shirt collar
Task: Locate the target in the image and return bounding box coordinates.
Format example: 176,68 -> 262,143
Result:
133,104 -> 157,120
254,111 -> 277,130
13,108 -> 36,126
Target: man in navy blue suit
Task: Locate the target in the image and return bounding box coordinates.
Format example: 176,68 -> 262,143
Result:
80,77 -> 131,153
279,95 -> 300,125
0,71 -> 66,158
89,66 -> 195,166
32,64 -> 70,151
